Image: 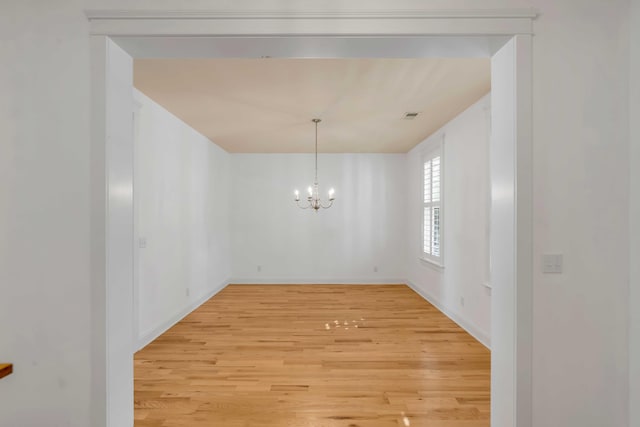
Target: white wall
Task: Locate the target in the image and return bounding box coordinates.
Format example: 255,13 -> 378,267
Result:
406,94 -> 491,346
133,89 -> 231,348
0,1 -> 633,427
0,3 -> 93,426
231,154 -> 406,283
531,3 -> 629,426
630,0 -> 640,425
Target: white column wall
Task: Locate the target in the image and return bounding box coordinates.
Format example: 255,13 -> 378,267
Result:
104,39 -> 135,427
531,2 -> 629,426
0,3 -> 93,426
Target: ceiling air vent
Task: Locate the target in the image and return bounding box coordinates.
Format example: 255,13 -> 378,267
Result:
403,112 -> 420,120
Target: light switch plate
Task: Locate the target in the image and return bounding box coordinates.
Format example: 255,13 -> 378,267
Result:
542,254 -> 563,274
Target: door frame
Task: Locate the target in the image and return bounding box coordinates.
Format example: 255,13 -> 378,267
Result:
87,8 -> 536,427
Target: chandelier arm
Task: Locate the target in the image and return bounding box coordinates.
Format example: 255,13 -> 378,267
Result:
320,200 -> 334,209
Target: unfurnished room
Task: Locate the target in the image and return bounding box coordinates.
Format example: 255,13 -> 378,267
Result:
130,57 -> 492,426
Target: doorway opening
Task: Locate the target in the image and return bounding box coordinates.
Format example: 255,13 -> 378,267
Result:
89,11 -> 534,427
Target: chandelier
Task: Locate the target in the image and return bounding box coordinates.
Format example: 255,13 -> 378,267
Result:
294,118 -> 335,211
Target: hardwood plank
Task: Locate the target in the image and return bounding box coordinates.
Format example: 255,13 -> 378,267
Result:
135,284 -> 490,426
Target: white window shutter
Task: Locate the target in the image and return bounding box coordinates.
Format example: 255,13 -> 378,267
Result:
422,151 -> 442,263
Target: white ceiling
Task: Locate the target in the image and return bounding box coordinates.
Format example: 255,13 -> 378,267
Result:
134,58 -> 490,153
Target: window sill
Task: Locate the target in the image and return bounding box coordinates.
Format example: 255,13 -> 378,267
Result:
419,257 -> 444,270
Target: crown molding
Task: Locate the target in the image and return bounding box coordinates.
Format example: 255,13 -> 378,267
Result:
85,8 -> 538,21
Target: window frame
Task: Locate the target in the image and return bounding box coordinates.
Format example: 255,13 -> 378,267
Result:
420,134 -> 445,268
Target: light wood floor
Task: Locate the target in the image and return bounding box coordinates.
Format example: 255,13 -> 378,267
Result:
134,285 -> 490,427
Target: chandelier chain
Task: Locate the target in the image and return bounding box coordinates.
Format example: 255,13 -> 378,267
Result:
313,118 -> 320,184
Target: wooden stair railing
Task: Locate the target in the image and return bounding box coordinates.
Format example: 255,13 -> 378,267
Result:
0,364 -> 13,379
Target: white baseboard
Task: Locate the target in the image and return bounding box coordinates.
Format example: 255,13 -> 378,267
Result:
135,278 -> 230,351
229,278 -> 406,285
406,280 -> 491,349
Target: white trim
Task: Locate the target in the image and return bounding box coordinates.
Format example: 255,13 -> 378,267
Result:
406,280 -> 491,349
85,8 -> 538,20
230,278 -> 406,285
85,9 -> 536,37
89,35 -> 108,427
131,104 -> 141,351
135,278 -> 231,351
513,34 -> 533,427
419,257 -> 444,269
89,21 -> 534,38
483,99 -> 492,297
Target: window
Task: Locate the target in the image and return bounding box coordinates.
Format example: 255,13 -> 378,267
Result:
422,147 -> 443,265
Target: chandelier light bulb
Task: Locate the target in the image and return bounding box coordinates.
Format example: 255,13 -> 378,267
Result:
294,189 -> 300,201
307,186 -> 313,196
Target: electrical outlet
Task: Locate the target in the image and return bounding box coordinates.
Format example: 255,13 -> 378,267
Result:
542,254 -> 563,274
257,265 -> 262,272
460,297 -> 465,307
138,237 -> 147,249
186,288 -> 190,297
373,266 -> 378,273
